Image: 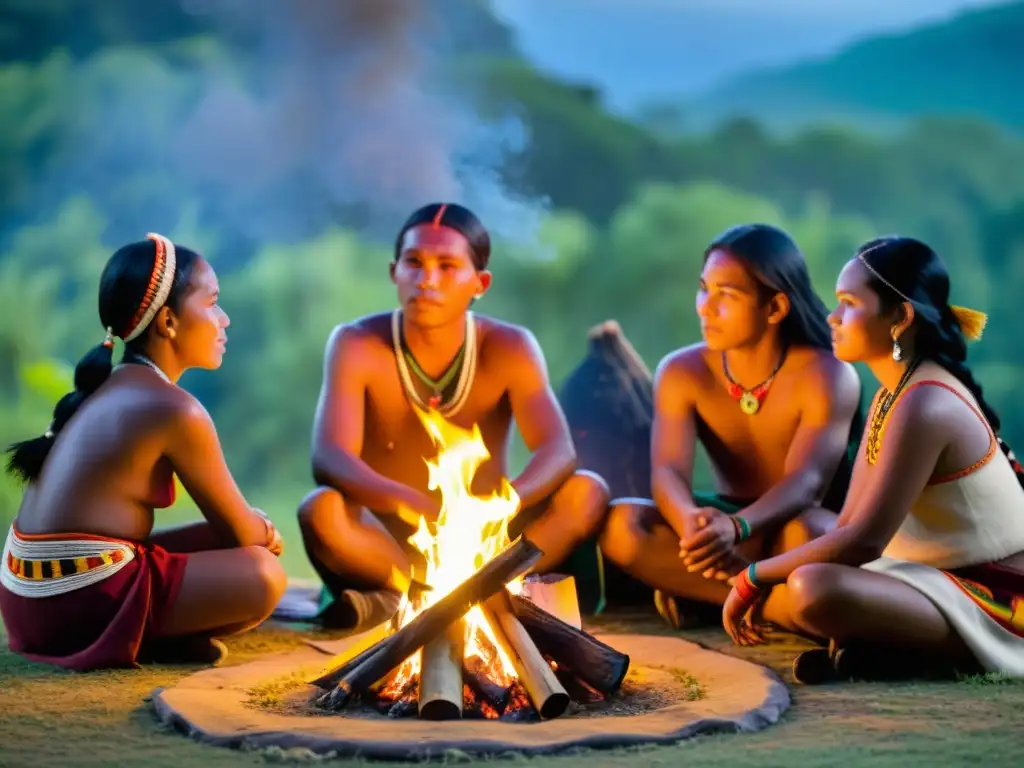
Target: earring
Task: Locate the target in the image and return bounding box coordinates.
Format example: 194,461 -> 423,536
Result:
892,333 -> 903,362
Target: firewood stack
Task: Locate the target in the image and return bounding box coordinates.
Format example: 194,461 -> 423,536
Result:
310,538 -> 631,721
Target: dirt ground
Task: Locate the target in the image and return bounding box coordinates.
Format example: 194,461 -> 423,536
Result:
2,612 -> 1023,767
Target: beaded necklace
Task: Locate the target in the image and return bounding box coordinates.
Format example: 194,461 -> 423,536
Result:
864,357 -> 921,465
391,310 -> 477,417
721,347 -> 787,416
117,353 -> 173,385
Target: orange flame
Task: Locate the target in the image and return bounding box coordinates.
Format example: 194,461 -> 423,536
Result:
383,406 -> 524,695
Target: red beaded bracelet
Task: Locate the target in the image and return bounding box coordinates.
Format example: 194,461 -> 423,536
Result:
733,566 -> 763,603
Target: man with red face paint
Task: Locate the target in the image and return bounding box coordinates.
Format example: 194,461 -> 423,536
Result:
294,203 -> 610,628
599,224 -> 863,628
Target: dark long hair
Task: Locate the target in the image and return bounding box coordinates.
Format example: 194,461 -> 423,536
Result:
394,203 -> 491,270
857,236 -> 1000,430
706,224 -> 832,350
5,239 -> 199,483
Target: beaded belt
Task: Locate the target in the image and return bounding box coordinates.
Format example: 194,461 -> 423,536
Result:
1,526 -> 136,598
6,548 -> 127,580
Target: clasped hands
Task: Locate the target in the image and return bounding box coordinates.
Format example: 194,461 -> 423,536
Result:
253,507 -> 284,556
679,508 -> 770,645
677,507 -> 743,581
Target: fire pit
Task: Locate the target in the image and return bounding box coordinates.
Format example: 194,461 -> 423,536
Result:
309,408 -> 630,723
310,548 -> 630,722
151,624 -> 789,759
148,409 -> 790,756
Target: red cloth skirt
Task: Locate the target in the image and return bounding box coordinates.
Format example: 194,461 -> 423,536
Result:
945,561 -> 1024,638
0,527 -> 189,671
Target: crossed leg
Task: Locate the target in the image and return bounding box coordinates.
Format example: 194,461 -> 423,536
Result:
297,470 -> 610,596
761,563 -> 971,658
513,469 -> 611,574
297,486 -> 416,592
150,522 -> 288,639
599,498 -> 837,608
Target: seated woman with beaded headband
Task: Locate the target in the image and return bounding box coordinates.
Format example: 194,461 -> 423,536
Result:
0,234 -> 286,671
721,236 -> 1024,683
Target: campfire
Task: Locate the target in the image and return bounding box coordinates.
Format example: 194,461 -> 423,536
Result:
311,409 -> 630,721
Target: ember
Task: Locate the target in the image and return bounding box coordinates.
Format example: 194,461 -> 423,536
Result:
311,408 -> 630,721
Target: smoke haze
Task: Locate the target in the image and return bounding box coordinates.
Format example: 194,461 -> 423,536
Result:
6,0 -> 548,256
173,0 -> 547,246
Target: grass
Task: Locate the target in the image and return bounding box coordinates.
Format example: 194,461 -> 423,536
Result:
3,613 -> 1024,767
644,664 -> 703,702
246,667 -> 319,712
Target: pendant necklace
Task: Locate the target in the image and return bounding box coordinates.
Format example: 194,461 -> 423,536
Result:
392,310 -> 478,417
403,342 -> 465,409
722,347 -> 787,416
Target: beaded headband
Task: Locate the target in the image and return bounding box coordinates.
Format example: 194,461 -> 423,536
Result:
102,233 -> 177,347
856,242 -> 987,342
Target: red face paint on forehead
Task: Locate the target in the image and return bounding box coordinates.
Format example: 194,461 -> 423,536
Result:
431,204 -> 448,227
399,224 -> 476,266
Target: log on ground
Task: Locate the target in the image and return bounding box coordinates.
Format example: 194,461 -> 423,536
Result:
509,592 -> 630,695
462,654 -> 511,718
483,595 -> 570,720
418,619 -> 466,720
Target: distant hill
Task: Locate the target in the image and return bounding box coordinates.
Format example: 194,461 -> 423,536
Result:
691,0 -> 1024,134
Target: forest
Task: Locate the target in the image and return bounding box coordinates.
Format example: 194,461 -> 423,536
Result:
3,2 -> 1023,576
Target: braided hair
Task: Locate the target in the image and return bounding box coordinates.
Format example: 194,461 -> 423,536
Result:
6,234 -> 198,483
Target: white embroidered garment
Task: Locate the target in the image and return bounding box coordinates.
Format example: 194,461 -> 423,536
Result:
861,369 -> 1024,674
1,526 -> 136,598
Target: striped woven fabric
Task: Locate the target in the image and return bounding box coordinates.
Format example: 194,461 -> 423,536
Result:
6,548 -> 127,580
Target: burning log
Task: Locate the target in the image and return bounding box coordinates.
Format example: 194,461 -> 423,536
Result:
388,695 -> 418,718
483,595 -> 570,720
418,619 -> 466,720
315,536 -> 542,711
509,592 -> 630,695
553,666 -> 605,704
310,621 -> 392,690
360,672 -> 418,717
462,655 -> 511,717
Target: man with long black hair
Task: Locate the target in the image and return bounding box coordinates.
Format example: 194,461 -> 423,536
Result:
600,224 -> 863,627
292,203 -> 610,629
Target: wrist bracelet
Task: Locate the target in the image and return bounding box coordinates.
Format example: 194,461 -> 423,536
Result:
729,516 -> 743,542
733,564 -> 764,603
736,515 -> 751,541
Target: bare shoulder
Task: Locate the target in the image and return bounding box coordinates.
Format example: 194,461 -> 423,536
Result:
324,312 -> 393,361
887,380 -> 958,443
655,343 -> 712,388
110,371 -> 197,427
901,365 -> 978,426
476,315 -> 543,363
790,347 -> 861,404
153,385 -> 218,441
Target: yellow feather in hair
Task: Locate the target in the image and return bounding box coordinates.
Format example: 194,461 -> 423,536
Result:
949,304 -> 987,342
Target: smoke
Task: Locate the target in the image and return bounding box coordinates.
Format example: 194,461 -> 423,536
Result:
173,0 -> 548,248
